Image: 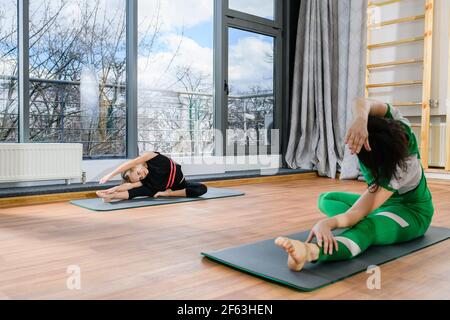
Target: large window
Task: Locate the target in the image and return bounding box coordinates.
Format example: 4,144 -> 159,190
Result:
29,0 -> 127,158
0,0 -> 18,142
1,0 -> 283,161
137,0 -> 214,157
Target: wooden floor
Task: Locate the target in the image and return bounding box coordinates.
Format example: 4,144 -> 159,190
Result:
1,176 -> 450,300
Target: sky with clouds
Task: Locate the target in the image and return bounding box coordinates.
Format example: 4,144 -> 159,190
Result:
0,0 -> 275,95
137,0 -> 274,94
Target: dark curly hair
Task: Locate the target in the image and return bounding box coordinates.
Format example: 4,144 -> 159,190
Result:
357,116 -> 409,192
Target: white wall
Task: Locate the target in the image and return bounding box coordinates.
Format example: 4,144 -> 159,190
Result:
369,0 -> 449,117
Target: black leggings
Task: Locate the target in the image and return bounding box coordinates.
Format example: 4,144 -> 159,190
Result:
175,181 -> 208,198
128,182 -> 208,199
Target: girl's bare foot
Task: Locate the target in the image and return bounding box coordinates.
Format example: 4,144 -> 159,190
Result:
96,190 -> 113,203
275,237 -> 320,272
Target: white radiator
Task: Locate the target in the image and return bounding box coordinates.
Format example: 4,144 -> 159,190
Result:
411,123 -> 447,167
0,144 -> 83,183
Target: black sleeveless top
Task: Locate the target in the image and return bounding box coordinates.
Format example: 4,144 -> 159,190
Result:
141,152 -> 184,193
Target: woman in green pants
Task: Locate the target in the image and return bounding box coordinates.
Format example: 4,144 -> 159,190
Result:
276,98 -> 434,271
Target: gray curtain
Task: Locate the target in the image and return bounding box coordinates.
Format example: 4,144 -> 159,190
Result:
285,0 -> 367,178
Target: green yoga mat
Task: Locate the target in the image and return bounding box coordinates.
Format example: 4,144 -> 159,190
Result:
202,226 -> 450,291
71,187 -> 245,212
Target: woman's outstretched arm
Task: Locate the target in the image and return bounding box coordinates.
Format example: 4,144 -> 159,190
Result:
327,187 -> 393,229
307,187 -> 393,255
99,152 -> 159,184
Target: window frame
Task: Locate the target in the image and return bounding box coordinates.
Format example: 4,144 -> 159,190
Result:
214,0 -> 283,156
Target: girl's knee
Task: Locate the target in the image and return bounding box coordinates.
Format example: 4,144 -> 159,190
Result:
186,183 -> 208,198
198,184 -> 208,196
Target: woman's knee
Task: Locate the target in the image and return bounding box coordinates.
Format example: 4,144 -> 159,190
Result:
317,192 -> 336,213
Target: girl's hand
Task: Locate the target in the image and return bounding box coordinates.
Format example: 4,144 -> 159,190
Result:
345,117 -> 371,155
99,173 -> 113,184
306,219 -> 338,255
154,189 -> 172,198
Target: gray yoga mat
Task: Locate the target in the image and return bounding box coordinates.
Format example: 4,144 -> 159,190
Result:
71,187 -> 245,212
202,226 -> 450,291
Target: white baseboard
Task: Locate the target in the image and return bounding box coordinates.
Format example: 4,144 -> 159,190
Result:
425,171 -> 450,180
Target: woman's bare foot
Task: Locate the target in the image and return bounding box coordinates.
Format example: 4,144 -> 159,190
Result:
275,237 -> 320,272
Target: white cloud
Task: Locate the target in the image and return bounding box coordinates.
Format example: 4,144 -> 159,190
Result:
137,0 -> 214,91
228,0 -> 274,19
138,0 -> 213,33
228,36 -> 274,93
0,0 -> 16,20
138,32 -> 274,94
138,33 -> 213,90
29,0 -> 125,29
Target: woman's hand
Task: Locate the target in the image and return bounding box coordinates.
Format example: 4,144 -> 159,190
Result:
345,117 -> 371,155
99,173 -> 113,184
306,219 -> 338,255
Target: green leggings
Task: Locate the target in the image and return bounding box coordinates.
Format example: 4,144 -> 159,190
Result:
316,192 -> 433,262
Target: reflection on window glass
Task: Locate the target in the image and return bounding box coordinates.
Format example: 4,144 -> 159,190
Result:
0,0 -> 18,142
137,0 -> 214,157
29,0 -> 127,159
229,0 -> 274,20
228,28 -> 274,152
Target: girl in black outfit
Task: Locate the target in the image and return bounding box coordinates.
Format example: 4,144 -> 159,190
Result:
97,152 -> 207,202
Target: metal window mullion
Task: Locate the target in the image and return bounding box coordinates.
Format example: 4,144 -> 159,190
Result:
281,0 -> 290,167
275,0 -> 283,27
274,0 -> 283,157
226,17 -> 281,37
18,0 -> 29,143
214,0 -> 227,157
273,29 -> 283,156
225,9 -> 280,29
126,0 -> 138,158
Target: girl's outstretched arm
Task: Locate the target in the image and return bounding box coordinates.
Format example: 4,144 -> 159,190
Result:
99,152 -> 159,184
307,186 -> 393,255
96,181 -> 144,202
103,181 -> 143,194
